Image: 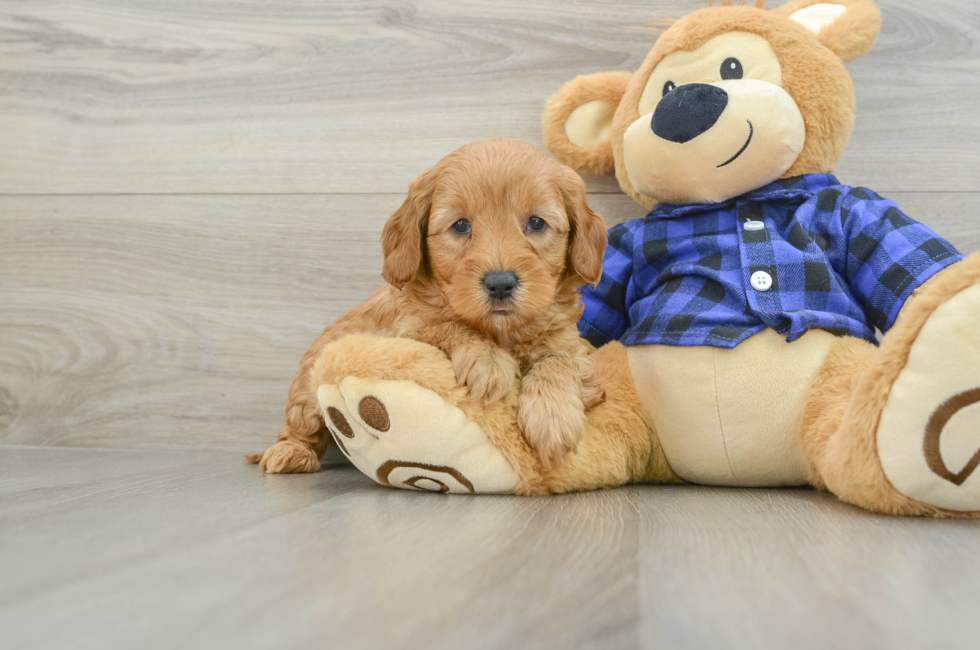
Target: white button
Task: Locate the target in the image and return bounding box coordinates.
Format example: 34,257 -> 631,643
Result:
750,271 -> 773,291
743,220 -> 765,231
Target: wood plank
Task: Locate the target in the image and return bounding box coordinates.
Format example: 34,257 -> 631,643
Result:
0,194 -> 391,451
1,192 -> 978,452
0,0 -> 977,195
0,445 -> 977,650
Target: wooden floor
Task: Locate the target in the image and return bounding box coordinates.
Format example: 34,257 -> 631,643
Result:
1,1 -> 979,647
1,445 -> 978,650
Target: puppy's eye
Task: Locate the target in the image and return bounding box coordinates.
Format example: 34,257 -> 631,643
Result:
662,81 -> 676,97
526,216 -> 547,233
721,57 -> 743,80
451,219 -> 471,235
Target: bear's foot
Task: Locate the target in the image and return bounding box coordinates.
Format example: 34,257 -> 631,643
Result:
877,281 -> 980,513
812,256 -> 980,517
316,375 -> 519,495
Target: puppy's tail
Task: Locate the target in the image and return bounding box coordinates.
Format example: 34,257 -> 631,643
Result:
244,452 -> 264,465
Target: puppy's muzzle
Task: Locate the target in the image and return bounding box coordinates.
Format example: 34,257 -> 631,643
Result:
483,271 -> 518,301
652,84 -> 728,144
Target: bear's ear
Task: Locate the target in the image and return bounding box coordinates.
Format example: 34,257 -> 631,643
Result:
542,71 -> 632,175
774,0 -> 882,62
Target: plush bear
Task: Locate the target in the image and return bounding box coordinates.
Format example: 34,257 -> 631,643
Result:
292,0 -> 980,517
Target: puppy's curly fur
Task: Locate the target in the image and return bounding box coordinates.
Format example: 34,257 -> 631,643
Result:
247,139 -> 608,471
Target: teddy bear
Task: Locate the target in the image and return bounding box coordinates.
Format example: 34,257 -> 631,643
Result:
300,0 -> 980,518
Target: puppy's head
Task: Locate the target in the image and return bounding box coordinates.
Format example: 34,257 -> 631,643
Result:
382,139 -> 606,335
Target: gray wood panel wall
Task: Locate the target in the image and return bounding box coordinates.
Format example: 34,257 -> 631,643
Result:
2,0 -> 979,452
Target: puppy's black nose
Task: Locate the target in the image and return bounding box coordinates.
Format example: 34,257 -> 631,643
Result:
483,271 -> 518,300
652,83 -> 728,144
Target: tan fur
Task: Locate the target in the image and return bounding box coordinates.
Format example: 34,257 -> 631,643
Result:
542,71 -> 632,175
536,1 -> 980,516
800,253 -> 980,518
772,0 -> 882,62
540,342 -> 681,493
543,1 -> 878,210
257,3 -> 979,518
248,139 -> 608,472
308,333 -> 678,494
309,332 -> 545,494
798,335 -> 877,491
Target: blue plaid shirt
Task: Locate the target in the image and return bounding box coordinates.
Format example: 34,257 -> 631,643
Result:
579,174 -> 962,349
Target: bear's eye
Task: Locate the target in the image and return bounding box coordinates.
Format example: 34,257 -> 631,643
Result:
721,57 -> 743,80
526,216 -> 547,233
662,81 -> 676,97
452,219 -> 471,235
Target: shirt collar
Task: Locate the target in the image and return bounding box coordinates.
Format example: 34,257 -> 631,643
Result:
648,174 -> 841,220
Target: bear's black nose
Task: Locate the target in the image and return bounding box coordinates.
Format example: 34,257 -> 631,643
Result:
652,84 -> 729,144
483,271 -> 518,300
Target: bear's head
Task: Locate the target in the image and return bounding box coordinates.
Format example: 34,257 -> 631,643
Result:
543,0 -> 882,209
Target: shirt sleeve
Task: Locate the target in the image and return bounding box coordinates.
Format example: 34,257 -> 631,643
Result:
836,187 -> 962,333
578,222 -> 636,347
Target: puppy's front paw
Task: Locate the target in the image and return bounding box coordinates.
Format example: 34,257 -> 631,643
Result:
452,345 -> 518,403
518,389 -> 586,467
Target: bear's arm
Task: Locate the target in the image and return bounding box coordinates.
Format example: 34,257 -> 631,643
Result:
578,221 -> 637,348
826,187 -> 963,333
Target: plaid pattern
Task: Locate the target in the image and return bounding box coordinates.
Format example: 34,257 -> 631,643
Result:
579,174 -> 962,349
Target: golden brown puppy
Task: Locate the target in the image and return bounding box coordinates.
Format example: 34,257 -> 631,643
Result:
247,139 -> 608,471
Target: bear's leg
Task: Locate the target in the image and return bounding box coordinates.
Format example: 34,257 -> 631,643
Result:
309,333 -> 545,494
801,255 -> 980,517
309,335 -> 672,494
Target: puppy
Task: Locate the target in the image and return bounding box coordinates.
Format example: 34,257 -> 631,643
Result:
247,139 -> 608,472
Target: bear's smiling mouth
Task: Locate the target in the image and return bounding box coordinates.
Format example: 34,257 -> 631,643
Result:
717,120 -> 754,168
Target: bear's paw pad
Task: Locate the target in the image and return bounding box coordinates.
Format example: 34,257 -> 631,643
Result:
878,283 -> 980,512
316,378 -> 519,495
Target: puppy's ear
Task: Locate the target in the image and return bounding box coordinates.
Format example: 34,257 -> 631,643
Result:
558,167 -> 607,287
543,71 -> 632,176
774,0 -> 882,62
382,166 -> 438,289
